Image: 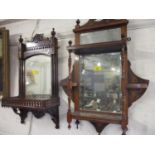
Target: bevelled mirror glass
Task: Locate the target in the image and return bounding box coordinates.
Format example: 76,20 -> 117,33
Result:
79,52 -> 122,113
25,55 -> 51,98
80,28 -> 121,44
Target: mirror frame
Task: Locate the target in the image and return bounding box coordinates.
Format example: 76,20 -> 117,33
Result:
0,28 -> 9,98
19,33 -> 58,98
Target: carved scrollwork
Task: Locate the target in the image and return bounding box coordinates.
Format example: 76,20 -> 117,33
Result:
74,19 -> 128,33
32,110 -> 45,118
90,121 -> 109,135
32,34 -> 44,42
81,19 -> 117,26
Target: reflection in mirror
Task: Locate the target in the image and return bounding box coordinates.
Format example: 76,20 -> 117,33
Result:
0,34 -> 2,93
80,28 -> 121,44
25,55 -> 51,97
79,52 -> 122,113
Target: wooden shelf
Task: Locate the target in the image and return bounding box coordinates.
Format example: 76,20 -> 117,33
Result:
127,83 -> 148,89
2,96 -> 59,109
72,111 -> 122,124
67,40 -> 126,55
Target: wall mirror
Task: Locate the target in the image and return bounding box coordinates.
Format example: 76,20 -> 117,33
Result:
80,28 -> 121,44
61,19 -> 149,135
2,29 -> 60,129
0,28 -> 9,99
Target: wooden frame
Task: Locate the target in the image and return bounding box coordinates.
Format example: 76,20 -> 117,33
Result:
61,19 -> 149,134
2,29 -> 60,129
0,28 -> 9,98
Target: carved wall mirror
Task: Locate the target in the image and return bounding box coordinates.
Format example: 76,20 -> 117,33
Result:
0,28 -> 9,99
61,19 -> 149,134
2,29 -> 60,129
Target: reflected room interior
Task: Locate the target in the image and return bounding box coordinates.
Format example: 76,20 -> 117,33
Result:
79,52 -> 122,113
25,55 -> 51,99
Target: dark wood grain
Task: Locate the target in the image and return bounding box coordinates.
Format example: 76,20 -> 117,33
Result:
0,28 -> 10,98
61,19 -> 149,134
2,29 -> 60,128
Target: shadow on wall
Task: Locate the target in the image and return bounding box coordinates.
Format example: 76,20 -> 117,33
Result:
128,81 -> 155,135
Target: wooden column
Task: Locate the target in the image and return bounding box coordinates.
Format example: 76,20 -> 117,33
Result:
67,40 -> 73,128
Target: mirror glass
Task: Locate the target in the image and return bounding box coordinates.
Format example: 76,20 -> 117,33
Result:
80,28 -> 121,44
79,52 -> 122,113
0,33 -> 2,93
25,55 -> 51,98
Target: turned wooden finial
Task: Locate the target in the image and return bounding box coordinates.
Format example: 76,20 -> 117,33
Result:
76,19 -> 80,27
51,28 -> 56,37
68,40 -> 72,46
19,35 -> 23,43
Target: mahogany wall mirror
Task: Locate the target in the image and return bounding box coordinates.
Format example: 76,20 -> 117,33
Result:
0,28 -> 9,99
61,19 -> 149,134
2,29 -> 60,129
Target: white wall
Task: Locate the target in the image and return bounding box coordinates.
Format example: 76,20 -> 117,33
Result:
0,19 -> 155,135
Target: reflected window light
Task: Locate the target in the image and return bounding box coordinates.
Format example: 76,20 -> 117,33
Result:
82,69 -> 85,75
97,62 -> 101,67
111,67 -> 116,71
26,81 -> 29,85
75,56 -> 79,61
26,42 -> 36,48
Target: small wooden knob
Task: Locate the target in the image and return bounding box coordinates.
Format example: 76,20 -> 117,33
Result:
51,28 -> 56,37
76,19 -> 80,25
19,35 -> 23,43
68,40 -> 72,46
